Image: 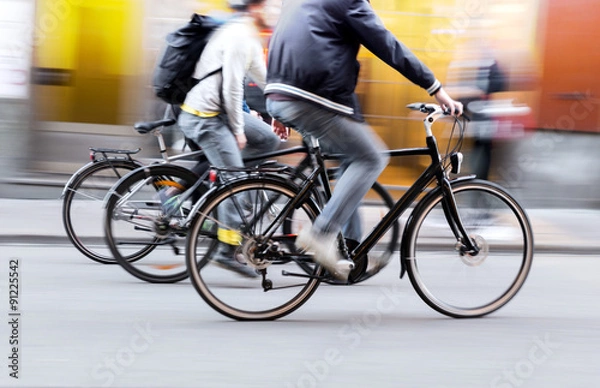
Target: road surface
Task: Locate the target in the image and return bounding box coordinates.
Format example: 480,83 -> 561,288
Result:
0,244 -> 598,388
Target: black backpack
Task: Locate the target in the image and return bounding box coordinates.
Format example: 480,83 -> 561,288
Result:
480,60 -> 507,95
153,14 -> 222,105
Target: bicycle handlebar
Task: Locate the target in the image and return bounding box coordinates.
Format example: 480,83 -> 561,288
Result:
406,102 -> 442,114
407,102 -> 470,123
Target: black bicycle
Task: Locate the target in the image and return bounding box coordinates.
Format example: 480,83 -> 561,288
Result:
103,141 -> 399,284
184,103 -> 534,321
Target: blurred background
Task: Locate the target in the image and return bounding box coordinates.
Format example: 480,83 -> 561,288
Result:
0,0 -> 599,207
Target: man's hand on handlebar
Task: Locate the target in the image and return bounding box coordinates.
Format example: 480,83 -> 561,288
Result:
433,87 -> 463,116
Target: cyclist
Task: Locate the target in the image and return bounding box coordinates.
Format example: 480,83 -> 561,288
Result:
265,0 -> 463,281
174,0 -> 287,277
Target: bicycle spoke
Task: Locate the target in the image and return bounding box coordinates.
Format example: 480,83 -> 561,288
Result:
105,165 -> 201,283
187,177 -> 324,321
62,161 -> 139,263
406,181 -> 533,318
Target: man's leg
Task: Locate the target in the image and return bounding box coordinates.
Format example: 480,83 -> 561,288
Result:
178,113 -> 257,278
267,100 -> 389,235
243,112 -> 281,153
267,100 -> 389,279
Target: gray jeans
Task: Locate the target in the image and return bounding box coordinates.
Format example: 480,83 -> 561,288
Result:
178,111 -> 280,169
178,111 -> 281,236
267,99 -> 389,240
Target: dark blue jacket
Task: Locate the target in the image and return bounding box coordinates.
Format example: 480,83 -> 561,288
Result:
265,0 -> 441,121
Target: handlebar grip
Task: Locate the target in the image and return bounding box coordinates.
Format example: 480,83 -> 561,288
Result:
406,103 -> 438,114
441,107 -> 471,121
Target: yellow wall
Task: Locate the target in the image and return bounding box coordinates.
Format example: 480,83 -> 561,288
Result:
34,0 -> 143,123
32,0 -> 466,182
34,0 -> 458,123
356,1 -> 459,181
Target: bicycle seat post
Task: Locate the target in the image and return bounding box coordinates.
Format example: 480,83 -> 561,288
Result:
309,136 -> 320,150
156,103 -> 178,162
154,128 -> 170,162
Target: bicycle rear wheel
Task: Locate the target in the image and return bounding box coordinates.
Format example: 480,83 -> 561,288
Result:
62,159 -> 141,264
104,164 -> 202,283
404,179 -> 534,318
186,176 -> 324,321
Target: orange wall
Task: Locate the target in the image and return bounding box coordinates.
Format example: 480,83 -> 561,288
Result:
537,0 -> 600,132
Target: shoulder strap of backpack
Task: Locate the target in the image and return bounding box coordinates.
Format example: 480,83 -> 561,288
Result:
196,67 -> 222,82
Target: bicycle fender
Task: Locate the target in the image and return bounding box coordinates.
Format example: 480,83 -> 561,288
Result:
61,161 -> 96,198
398,174 -> 476,279
60,160 -> 143,198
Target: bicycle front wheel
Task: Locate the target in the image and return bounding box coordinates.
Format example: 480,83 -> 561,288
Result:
104,164 -> 201,283
404,179 -> 534,318
62,159 -> 141,264
186,176 -> 324,321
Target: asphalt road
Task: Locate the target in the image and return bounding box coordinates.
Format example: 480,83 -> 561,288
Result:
0,244 -> 598,388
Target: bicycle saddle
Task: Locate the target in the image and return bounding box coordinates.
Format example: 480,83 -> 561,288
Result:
134,118 -> 177,134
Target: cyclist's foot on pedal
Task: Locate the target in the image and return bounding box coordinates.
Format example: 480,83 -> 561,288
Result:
212,243 -> 258,278
296,227 -> 354,281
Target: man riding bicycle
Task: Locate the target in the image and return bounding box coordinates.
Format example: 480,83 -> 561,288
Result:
265,0 -> 463,281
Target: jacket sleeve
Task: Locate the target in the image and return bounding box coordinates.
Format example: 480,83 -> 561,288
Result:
346,0 -> 441,94
221,35 -> 248,135
246,40 -> 267,90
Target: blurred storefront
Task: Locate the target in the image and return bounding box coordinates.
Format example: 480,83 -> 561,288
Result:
1,0 -> 599,206
10,0 -> 539,178
0,0 -> 35,177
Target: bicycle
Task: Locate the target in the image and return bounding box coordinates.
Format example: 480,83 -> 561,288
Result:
184,102 -> 534,321
103,141 -> 400,284
61,106 -> 205,264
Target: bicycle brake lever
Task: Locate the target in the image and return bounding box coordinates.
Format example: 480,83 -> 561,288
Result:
406,103 -> 425,111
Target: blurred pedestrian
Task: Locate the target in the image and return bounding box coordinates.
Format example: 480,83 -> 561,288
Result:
466,56 -> 509,180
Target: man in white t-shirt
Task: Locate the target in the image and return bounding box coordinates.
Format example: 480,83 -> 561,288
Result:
177,0 -> 287,277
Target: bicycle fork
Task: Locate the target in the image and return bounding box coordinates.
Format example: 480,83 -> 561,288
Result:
439,177 -> 480,255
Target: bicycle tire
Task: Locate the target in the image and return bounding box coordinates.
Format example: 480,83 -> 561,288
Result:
403,179 -> 534,318
104,164 -> 203,283
186,175 -> 324,321
62,159 -> 142,264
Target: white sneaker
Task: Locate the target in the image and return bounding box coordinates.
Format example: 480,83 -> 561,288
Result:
296,227 -> 354,281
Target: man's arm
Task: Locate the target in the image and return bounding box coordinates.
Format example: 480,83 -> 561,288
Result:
345,0 -> 439,92
222,35 -> 248,136
346,0 -> 462,115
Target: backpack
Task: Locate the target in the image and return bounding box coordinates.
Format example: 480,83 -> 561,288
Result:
152,14 -> 222,105
478,59 -> 507,95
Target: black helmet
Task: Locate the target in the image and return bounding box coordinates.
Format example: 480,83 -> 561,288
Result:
228,0 -> 265,11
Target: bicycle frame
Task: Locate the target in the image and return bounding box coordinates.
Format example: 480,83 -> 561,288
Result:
182,102 -> 533,320
225,103 -> 477,282
170,144 -> 319,227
